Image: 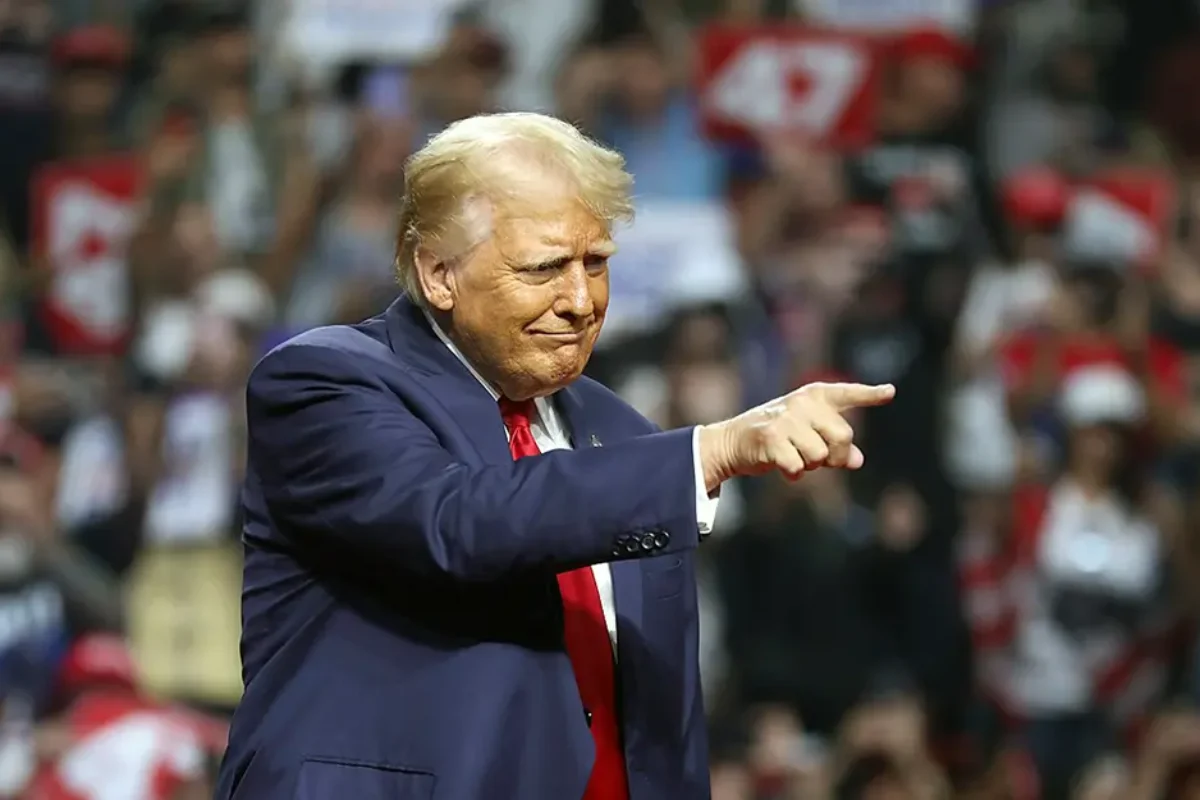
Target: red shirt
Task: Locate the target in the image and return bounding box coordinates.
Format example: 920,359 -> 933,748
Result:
27,693 -> 205,800
999,332 -> 1187,402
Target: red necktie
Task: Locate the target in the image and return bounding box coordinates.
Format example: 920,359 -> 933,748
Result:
499,398 -> 630,800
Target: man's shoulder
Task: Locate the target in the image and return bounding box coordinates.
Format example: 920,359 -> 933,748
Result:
248,320 -> 399,396
257,316 -> 402,373
264,319 -> 391,364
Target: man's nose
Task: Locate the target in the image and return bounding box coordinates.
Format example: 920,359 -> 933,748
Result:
555,263 -> 595,318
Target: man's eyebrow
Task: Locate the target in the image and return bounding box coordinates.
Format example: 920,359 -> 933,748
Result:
516,241 -> 617,265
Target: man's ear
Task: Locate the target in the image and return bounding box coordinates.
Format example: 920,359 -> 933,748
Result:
415,246 -> 454,311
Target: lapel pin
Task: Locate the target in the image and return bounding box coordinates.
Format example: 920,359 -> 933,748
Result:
589,434 -> 602,448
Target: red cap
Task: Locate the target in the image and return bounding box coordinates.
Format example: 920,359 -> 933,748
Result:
892,26 -> 975,70
57,634 -> 139,695
1002,167 -> 1071,228
53,26 -> 130,68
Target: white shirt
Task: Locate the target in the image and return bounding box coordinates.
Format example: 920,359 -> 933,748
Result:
427,316 -> 720,657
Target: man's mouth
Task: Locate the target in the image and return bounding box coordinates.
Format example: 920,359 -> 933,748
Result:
535,331 -> 586,343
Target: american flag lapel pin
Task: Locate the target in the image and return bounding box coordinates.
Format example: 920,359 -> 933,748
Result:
589,434 -> 602,448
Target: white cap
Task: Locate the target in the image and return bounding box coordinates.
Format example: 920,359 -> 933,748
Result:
196,269 -> 275,327
134,301 -> 197,382
1059,365 -> 1145,426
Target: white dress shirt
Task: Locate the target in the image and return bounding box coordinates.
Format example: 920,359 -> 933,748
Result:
427,316 -> 720,657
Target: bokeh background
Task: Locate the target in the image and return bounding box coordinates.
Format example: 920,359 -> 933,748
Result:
5,0 -> 1200,797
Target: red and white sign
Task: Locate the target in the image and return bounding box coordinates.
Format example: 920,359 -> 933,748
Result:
31,157 -> 143,356
1063,169 -> 1175,272
26,694 -> 206,800
697,25 -> 881,149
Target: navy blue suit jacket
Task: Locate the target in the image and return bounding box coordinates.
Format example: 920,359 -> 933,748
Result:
216,297 -> 711,800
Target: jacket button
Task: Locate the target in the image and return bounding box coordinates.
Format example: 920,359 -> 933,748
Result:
653,531 -> 670,548
611,546 -> 623,558
625,539 -> 640,554
640,533 -> 656,551
584,709 -> 593,727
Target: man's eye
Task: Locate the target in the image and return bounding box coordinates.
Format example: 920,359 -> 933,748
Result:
528,258 -> 571,273
583,255 -> 608,271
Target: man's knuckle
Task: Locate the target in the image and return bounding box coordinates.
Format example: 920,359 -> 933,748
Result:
806,442 -> 829,460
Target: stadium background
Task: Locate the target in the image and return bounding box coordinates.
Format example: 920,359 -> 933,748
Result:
4,0 -> 1200,796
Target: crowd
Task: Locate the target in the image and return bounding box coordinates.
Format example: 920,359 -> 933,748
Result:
2,0 -> 1200,797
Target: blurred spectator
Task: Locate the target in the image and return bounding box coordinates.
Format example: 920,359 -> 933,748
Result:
415,21 -> 508,134
0,0 -> 56,254
600,28 -> 724,201
831,675 -> 951,799
285,67 -> 413,329
987,31 -> 1116,180
964,365 -> 1179,797
944,167 -> 1065,493
1001,258 -> 1185,449
852,26 -> 982,262
50,26 -> 128,159
717,464 -> 918,737
0,420 -> 122,723
25,634 -> 220,800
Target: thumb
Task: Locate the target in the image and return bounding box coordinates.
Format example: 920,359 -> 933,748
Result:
846,444 -> 865,470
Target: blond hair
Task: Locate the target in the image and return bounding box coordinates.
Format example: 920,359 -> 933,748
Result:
396,112 -> 635,303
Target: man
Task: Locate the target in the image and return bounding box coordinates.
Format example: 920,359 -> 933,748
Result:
217,112 -> 893,800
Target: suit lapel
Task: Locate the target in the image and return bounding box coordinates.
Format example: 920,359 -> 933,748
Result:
383,296 -> 511,466
551,383 -> 592,449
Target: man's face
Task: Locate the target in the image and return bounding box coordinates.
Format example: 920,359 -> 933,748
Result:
205,26 -> 252,80
899,58 -> 964,128
614,40 -> 670,116
437,198 -> 613,400
58,67 -> 119,121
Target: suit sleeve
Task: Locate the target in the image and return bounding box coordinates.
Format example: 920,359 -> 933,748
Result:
246,343 -> 704,583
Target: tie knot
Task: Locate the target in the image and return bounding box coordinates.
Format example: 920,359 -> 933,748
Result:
498,397 -> 536,432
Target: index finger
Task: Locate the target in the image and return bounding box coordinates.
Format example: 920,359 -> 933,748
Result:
818,382 -> 895,411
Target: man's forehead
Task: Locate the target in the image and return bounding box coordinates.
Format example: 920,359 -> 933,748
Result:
535,232 -> 617,254
496,208 -> 615,258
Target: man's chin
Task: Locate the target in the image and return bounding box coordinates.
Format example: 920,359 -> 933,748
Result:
523,354 -> 590,395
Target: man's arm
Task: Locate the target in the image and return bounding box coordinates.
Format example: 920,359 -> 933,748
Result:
247,344 -> 704,583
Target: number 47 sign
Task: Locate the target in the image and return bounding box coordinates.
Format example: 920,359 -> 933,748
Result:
697,25 -> 882,149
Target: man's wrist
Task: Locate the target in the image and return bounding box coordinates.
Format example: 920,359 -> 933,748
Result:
697,422 -> 732,494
